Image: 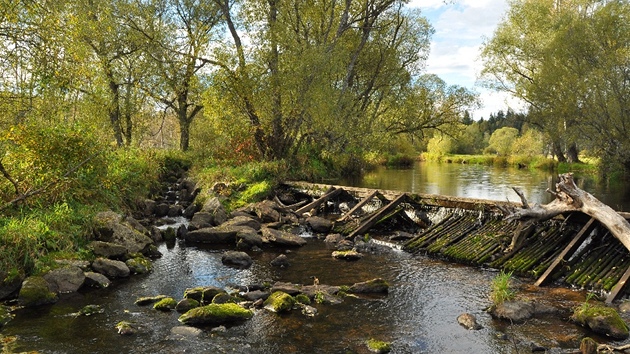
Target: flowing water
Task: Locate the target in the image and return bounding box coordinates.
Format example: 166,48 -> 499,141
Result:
3,161 -> 630,353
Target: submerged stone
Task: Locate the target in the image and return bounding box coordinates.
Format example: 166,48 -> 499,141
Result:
349,278 -> 389,294
0,305 -> 14,327
457,313 -> 482,330
116,321 -> 136,335
332,250 -> 363,261
178,303 -> 253,326
126,255 -> 152,274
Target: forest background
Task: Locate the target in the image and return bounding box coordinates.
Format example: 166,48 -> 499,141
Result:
0,0 -> 628,278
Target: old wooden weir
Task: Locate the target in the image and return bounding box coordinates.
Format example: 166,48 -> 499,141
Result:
283,181 -> 630,303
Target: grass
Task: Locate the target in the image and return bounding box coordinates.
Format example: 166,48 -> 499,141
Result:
490,270 -> 515,305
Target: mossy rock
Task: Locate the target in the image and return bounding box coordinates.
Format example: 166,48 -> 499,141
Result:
572,304 -> 629,340
176,298 -> 200,313
78,304 -> 104,316
212,293 -> 241,304
126,256 -> 152,274
135,295 -> 168,306
153,297 -> 177,311
263,291 -> 295,313
116,321 -> 137,335
18,276 -> 58,307
349,278 -> 389,294
184,286 -> 225,304
178,303 -> 253,326
366,338 -> 392,353
295,294 -> 311,305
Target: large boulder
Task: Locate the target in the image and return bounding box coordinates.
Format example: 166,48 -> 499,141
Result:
261,227 -> 307,247
306,216 -> 333,233
83,272 -> 111,289
178,303 -> 253,326
572,304 -> 629,340
189,212 -> 216,229
221,251 -> 253,269
43,266 -> 85,293
92,258 -> 130,278
490,301 -> 535,323
200,197 -> 228,225
236,227 -> 263,250
93,211 -> 154,255
89,241 -> 127,260
224,216 -> 261,231
253,200 -> 281,223
184,225 -> 242,244
18,276 -> 58,307
0,272 -> 24,301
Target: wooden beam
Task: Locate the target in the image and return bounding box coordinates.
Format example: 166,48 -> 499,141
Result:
606,264 -> 630,304
337,190 -> 380,222
534,218 -> 597,286
295,187 -> 342,215
346,193 -> 408,239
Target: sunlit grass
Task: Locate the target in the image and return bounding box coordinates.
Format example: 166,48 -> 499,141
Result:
491,270 -> 516,305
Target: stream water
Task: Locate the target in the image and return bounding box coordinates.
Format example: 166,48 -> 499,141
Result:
3,161 -> 630,353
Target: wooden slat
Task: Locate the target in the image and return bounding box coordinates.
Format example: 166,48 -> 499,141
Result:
337,190 -> 380,222
295,187 -> 342,215
534,218 -> 597,286
346,193 -> 408,239
606,264 -> 630,304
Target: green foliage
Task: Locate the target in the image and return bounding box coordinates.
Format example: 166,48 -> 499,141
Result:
426,135 -> 454,157
486,127 -> 519,156
490,270 -> 515,305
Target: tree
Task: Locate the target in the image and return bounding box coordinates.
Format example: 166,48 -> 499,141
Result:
480,0 -> 630,169
486,127 -> 519,156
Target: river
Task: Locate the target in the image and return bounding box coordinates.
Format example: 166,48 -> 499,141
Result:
2,161 -> 629,353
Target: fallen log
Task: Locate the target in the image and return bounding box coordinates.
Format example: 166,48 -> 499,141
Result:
506,173 -> 630,254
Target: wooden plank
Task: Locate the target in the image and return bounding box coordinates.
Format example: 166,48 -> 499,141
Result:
337,190 -> 380,222
534,218 -> 597,286
295,187 -> 342,215
606,264 -> 630,304
346,193 -> 408,239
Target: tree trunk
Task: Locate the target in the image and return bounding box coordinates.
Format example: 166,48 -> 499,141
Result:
566,142 -> 581,163
506,173 -> 630,252
552,141 -> 566,162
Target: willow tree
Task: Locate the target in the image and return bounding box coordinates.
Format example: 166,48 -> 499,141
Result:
207,0 -> 436,160
480,0 -> 630,168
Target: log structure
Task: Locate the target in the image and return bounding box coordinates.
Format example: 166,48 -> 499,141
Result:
285,178 -> 630,302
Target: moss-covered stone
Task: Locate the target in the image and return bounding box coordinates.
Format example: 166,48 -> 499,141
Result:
212,293 -> 241,304
153,297 -> 177,311
349,278 -> 389,294
135,295 -> 167,306
126,256 -> 152,274
178,303 -> 253,326
295,294 -> 311,305
176,298 -> 200,313
264,291 -> 296,313
366,338 -> 392,353
183,286 -> 224,304
18,276 -> 58,307
115,321 -> 136,335
572,304 -> 629,340
78,304 -> 104,316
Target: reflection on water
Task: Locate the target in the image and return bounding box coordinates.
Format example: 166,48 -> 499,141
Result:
3,240 -> 594,354
336,161 -> 630,211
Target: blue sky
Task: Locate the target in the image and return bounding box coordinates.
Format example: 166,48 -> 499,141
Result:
407,0 -> 525,120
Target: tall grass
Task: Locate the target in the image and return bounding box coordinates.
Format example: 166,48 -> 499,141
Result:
490,270 -> 515,305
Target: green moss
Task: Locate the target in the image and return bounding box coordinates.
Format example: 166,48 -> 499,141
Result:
366,338 -> 392,353
135,295 -> 167,306
18,276 -> 58,307
295,294 -> 311,305
264,291 -> 296,313
153,297 -> 177,311
126,256 -> 152,274
178,303 -> 253,325
572,302 -> 629,339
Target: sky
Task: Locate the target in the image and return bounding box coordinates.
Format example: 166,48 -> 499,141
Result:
407,0 -> 525,120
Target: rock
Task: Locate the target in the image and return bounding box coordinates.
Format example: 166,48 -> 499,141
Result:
190,211 -> 214,229
154,203 -> 170,217
183,203 -> 199,219
43,266 -> 85,293
0,272 -> 24,301
457,313 -> 482,330
212,293 -> 241,304
301,284 -> 341,299
18,276 -> 58,307
0,305 -> 14,327
92,258 -> 131,278
490,301 -> 535,323
139,199 -> 156,217
224,216 -> 262,230
366,338 -> 392,354
176,298 -> 200,313
125,216 -> 150,237
270,282 -> 301,296
261,227 -> 307,247
264,291 -> 295,313
126,256 -> 152,274
89,241 -> 128,260
389,231 -> 416,241
177,224 -> 188,239
332,250 -> 363,261
54,259 -> 91,271
270,254 -> 290,268
116,321 -> 136,335
93,211 -> 154,255
77,304 -> 104,316
168,205 -> 184,217
306,216 -> 333,233
242,290 -> 270,302
178,303 -> 253,326
83,272 -> 111,288
221,251 -> 253,269
200,197 -> 228,225
324,233 -> 345,244
580,337 -> 598,354
153,297 -> 177,311
336,240 -> 355,251
236,227 -> 263,250
572,304 -> 629,340
135,295 -> 168,306
253,200 -> 281,223
184,225 -> 241,244
184,286 -> 225,304
349,278 -> 389,294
